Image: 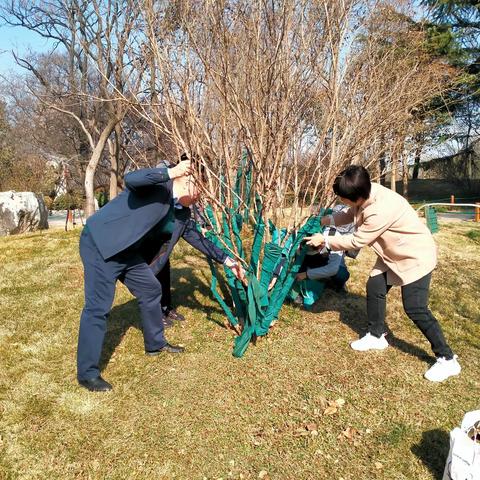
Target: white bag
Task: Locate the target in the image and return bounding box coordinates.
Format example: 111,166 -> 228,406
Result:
443,410 -> 480,480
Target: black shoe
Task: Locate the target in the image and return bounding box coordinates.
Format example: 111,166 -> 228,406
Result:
78,376 -> 112,392
146,342 -> 185,356
165,309 -> 185,322
163,316 -> 174,329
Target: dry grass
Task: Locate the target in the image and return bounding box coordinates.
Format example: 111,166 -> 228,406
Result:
0,222 -> 479,479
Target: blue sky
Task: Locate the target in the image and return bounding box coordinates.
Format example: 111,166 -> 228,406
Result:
0,23 -> 54,75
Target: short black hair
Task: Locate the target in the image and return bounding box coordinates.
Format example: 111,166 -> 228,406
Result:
333,165 -> 371,201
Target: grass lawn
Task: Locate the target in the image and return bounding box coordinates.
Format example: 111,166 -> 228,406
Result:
0,222 -> 479,479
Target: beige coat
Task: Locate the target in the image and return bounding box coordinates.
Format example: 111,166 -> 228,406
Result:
327,182 -> 437,286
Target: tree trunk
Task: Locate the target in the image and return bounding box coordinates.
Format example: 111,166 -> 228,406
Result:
402,154 -> 408,199
108,124 -> 121,200
379,153 -> 386,186
84,118 -> 118,218
84,165 -> 97,218
378,135 -> 386,186
412,138 -> 422,180
109,149 -> 118,200
390,152 -> 397,192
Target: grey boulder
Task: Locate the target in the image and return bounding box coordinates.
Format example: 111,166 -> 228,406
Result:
0,191 -> 49,236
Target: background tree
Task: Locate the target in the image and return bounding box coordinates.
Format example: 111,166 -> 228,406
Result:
0,95 -> 59,194
0,100 -> 14,190
420,0 -> 480,183
0,0 -> 142,216
131,0 -> 455,238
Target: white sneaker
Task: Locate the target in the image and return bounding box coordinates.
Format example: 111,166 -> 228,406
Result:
350,332 -> 389,351
424,355 -> 461,382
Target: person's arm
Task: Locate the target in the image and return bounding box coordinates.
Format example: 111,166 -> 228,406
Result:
306,251 -> 342,280
182,218 -> 228,263
182,219 -> 246,284
327,209 -> 392,251
124,161 -> 191,191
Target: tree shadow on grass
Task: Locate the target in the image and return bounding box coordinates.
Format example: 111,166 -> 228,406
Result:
170,265 -> 232,327
310,287 -> 434,363
99,264 -> 230,372
411,429 -> 450,480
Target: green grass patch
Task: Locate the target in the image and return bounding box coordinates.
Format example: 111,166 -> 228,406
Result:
0,223 -> 479,479
465,229 -> 480,244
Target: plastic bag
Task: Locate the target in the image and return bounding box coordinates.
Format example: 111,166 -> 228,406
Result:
443,410 -> 480,480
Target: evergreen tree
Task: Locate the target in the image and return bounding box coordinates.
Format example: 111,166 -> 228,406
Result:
423,1 -> 480,149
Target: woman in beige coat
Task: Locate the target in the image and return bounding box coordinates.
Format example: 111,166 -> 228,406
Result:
305,166 -> 460,382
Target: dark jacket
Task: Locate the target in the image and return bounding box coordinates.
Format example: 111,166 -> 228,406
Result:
85,168 -> 227,271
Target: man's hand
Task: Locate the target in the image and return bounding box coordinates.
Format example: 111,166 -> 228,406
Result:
268,276 -> 278,291
168,160 -> 192,179
225,257 -> 247,285
296,272 -> 307,282
303,233 -> 325,249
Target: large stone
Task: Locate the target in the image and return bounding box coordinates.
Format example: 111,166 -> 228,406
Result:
0,191 -> 49,236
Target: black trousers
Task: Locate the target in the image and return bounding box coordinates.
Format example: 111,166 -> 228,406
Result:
77,229 -> 166,381
366,271 -> 453,359
156,260 -> 172,312
139,234 -> 173,312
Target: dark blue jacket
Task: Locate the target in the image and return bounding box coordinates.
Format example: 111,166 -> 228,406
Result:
86,167 -> 227,271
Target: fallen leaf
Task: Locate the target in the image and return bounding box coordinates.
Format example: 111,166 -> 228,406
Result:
258,470 -> 268,479
324,404 -> 338,415
305,422 -> 318,431
342,426 -> 358,440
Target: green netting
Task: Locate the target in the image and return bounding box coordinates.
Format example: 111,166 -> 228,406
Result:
425,206 -> 439,234
205,160 -> 328,357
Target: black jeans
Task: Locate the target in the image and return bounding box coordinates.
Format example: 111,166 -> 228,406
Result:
366,271 -> 453,359
156,260 -> 172,312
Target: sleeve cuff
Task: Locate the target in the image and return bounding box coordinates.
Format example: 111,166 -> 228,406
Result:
224,256 -> 237,267
323,233 -> 330,250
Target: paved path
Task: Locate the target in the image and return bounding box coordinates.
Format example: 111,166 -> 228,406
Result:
48,210 -> 85,230
437,212 -> 475,222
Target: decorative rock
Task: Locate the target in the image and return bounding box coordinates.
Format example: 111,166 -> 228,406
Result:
0,191 -> 49,236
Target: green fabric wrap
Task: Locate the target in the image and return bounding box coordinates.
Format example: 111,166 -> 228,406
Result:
259,243 -> 283,290
202,161 -> 333,356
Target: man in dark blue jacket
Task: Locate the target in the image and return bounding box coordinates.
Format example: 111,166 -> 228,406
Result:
77,160 -> 244,391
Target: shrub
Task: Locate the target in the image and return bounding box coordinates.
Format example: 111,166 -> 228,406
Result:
52,193 -> 83,210
95,191 -> 108,208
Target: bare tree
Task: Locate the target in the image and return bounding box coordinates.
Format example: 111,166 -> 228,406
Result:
126,1 -> 455,256
0,0 -> 142,216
